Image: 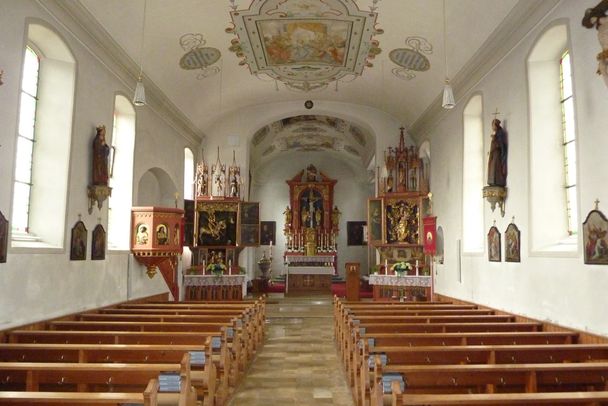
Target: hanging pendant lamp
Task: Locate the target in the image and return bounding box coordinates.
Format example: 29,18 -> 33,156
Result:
441,0 -> 455,109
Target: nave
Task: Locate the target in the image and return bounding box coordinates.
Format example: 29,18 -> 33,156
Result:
229,296 -> 353,406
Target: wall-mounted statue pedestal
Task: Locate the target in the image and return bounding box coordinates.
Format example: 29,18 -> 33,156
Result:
483,185 -> 507,217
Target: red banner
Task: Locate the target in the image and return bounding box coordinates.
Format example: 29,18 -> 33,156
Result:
423,216 -> 437,255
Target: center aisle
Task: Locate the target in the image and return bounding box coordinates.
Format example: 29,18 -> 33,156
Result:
228,295 -> 355,405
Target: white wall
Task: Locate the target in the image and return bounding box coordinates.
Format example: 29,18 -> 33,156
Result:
0,0 -> 198,330
250,151 -> 370,279
420,0 -> 608,336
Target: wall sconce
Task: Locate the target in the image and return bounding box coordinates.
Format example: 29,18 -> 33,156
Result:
582,1 -> 608,88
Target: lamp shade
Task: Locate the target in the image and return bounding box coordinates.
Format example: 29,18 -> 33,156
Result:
442,81 -> 455,109
133,78 -> 146,106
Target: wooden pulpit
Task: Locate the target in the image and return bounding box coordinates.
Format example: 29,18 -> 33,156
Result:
345,262 -> 360,301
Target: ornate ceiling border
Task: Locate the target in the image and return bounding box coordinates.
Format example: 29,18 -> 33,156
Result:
227,0 -> 382,91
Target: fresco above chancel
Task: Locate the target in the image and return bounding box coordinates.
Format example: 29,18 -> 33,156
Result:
227,0 -> 383,91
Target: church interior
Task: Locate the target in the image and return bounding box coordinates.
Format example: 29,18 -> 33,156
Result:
2,0 -> 608,404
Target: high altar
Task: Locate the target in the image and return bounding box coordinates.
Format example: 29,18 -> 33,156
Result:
283,165 -> 340,295
368,127 -> 436,301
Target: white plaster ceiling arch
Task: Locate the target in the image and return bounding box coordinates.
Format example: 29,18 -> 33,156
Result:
136,167 -> 178,207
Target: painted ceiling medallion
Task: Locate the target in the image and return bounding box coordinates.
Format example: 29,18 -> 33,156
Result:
389,36 -> 433,80
179,34 -> 221,79
227,0 -> 383,91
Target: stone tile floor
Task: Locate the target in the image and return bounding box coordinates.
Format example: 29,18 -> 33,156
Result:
228,294 -> 354,405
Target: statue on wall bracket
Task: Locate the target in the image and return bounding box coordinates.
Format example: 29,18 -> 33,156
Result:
87,125 -> 112,214
582,0 -> 608,88
483,112 -> 508,217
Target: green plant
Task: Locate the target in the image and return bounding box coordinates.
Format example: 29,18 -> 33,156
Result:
391,261 -> 412,275
238,266 -> 246,275
206,262 -> 226,276
370,264 -> 380,275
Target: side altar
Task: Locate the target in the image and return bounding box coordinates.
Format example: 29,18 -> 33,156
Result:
368,127 -> 436,301
283,165 -> 340,296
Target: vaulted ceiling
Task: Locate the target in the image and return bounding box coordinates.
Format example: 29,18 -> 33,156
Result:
78,0 -> 522,135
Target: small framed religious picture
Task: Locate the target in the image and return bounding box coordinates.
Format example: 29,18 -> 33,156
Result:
91,224 -> 106,261
583,205 -> 608,265
368,198 -> 384,245
70,220 -> 88,261
347,221 -> 366,246
504,222 -> 521,263
487,225 -> 501,262
260,221 -> 275,246
0,210 -> 8,263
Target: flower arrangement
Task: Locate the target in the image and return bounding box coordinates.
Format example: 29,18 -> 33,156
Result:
206,262 -> 226,276
391,261 -> 412,275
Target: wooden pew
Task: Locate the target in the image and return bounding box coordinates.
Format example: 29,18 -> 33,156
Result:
390,382 -> 608,405
358,343 -> 608,406
0,342 -> 216,405
49,320 -> 231,333
0,377 -> 161,405
6,330 -> 230,404
372,359 -> 608,406
0,354 -> 196,406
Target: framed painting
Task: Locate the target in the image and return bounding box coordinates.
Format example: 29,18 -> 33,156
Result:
260,221 -> 276,246
583,209 -> 608,265
368,198 -> 384,245
0,210 -> 8,263
488,226 -> 501,262
196,201 -> 238,246
504,222 -> 521,263
239,202 -> 260,247
70,220 -> 88,261
91,224 -> 106,261
347,221 -> 366,246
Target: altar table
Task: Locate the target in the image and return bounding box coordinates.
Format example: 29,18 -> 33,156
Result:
183,274 -> 247,300
368,274 -> 432,301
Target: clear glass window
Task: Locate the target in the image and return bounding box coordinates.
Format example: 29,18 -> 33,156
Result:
560,51 -> 578,236
12,46 -> 40,233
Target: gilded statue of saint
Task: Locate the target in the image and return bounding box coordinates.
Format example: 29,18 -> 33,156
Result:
92,125 -> 110,186
283,206 -> 292,226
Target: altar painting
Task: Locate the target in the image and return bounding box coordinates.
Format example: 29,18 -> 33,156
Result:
259,20 -> 350,66
299,188 -> 324,229
197,203 -> 237,246
368,198 -> 383,244
385,199 -> 419,245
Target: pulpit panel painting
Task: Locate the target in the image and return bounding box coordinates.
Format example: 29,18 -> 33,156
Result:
197,202 -> 238,246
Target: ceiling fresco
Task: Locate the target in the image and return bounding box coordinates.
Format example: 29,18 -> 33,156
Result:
250,114 -> 373,166
227,0 -> 383,91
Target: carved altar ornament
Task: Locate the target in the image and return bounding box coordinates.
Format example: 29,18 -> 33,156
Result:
332,206 -> 341,230
195,159 -> 210,197
211,147 -> 226,198
582,0 -> 608,88
228,150 -> 241,198
283,205 -> 292,228
380,127 -> 425,195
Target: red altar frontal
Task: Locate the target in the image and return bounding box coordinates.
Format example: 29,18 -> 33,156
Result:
283,165 -> 340,295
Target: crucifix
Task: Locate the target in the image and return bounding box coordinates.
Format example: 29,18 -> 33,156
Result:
595,199 -> 601,210
492,108 -> 501,119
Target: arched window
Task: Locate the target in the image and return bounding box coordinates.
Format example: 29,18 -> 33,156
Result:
12,23 -> 76,249
184,148 -> 194,200
462,94 -> 484,252
107,95 -> 135,250
528,23 -> 578,252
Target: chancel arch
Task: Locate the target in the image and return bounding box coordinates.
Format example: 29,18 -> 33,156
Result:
136,167 -> 178,208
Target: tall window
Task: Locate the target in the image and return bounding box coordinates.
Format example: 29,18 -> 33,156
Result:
462,94 -> 484,252
108,95 -> 135,250
11,23 -> 76,249
560,51 -> 578,236
528,23 -> 577,252
12,47 -> 40,234
184,148 -> 194,200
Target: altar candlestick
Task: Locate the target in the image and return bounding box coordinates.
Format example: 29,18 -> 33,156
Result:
384,259 -> 388,274
415,259 -> 419,275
